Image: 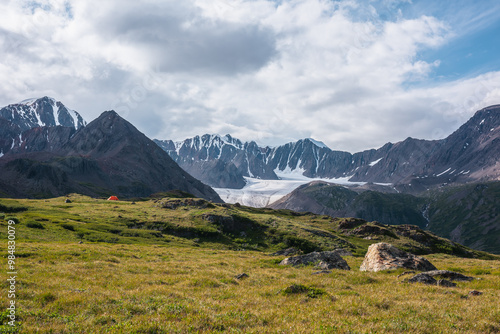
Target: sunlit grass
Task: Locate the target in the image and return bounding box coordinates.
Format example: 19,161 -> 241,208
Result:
0,195 -> 499,333
0,242 -> 498,333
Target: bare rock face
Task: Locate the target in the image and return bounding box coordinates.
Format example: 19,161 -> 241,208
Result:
279,251 -> 350,270
360,243 -> 437,272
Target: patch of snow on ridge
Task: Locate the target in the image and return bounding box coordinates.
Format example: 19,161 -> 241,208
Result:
68,107 -> 85,129
369,158 -> 383,166
51,100 -> 61,126
436,168 -> 451,177
275,164 -> 308,180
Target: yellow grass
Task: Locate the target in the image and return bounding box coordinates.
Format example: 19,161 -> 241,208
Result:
1,242 -> 499,333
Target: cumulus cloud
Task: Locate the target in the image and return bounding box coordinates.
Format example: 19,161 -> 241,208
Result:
0,0 -> 499,152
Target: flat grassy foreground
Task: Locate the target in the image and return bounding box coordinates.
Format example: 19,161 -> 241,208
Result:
0,242 -> 499,333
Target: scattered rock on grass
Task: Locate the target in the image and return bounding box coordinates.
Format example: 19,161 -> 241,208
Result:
279,251 -> 350,270
469,290 -> 482,296
407,270 -> 474,286
235,273 -> 249,280
360,243 -> 437,272
421,270 -> 474,282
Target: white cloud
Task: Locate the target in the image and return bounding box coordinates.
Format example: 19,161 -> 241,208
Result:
0,0 -> 499,153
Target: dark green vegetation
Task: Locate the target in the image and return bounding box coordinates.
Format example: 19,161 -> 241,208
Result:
426,182 -> 500,255
304,183 -> 428,227
270,181 -> 500,254
0,194 -> 495,259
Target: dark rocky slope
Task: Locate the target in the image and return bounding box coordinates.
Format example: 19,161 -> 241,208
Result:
0,111 -> 222,201
269,180 -> 500,254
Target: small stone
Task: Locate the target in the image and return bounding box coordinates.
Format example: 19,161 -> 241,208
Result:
235,273 -> 249,280
65,199 -> 72,203
468,290 -> 482,296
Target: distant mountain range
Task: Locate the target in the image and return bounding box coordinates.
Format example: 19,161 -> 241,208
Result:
156,105 -> 500,192
0,97 -> 221,201
0,97 -> 498,253
154,105 -> 500,254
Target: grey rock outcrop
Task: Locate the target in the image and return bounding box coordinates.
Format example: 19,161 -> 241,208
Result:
360,243 -> 437,272
409,270 -> 474,282
279,251 -> 350,270
408,273 -> 437,285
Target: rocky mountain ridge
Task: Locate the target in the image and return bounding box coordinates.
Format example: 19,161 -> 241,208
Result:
156,105 -> 500,192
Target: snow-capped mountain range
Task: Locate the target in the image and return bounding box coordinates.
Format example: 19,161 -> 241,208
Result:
156,105 -> 500,206
0,97 -> 87,157
0,96 -> 498,207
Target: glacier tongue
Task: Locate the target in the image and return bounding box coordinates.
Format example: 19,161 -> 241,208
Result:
214,174 -> 366,208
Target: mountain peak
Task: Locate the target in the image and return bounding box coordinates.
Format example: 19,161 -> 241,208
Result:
100,110 -> 120,117
305,138 -> 329,149
17,96 -> 55,105
1,97 -> 86,131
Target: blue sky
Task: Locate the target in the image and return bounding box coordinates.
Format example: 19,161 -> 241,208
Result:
0,0 -> 499,152
343,0 -> 500,82
410,0 -> 500,82
422,18 -> 500,81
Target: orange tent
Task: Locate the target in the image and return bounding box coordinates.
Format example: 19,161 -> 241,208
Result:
107,196 -> 119,201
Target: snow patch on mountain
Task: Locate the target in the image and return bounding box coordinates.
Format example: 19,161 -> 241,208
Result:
214,173 -> 366,207
369,158 -> 383,166
436,168 -> 452,177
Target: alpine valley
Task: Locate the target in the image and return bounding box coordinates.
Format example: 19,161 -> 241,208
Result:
0,97 -> 498,253
156,105 -> 500,254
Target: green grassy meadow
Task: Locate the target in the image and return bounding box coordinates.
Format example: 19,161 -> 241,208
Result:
0,195 -> 499,333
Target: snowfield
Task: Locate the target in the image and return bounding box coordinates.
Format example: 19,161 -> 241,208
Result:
214,168 -> 366,207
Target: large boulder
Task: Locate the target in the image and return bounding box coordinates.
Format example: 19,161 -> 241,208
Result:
279,251 -> 350,270
360,243 -> 437,272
